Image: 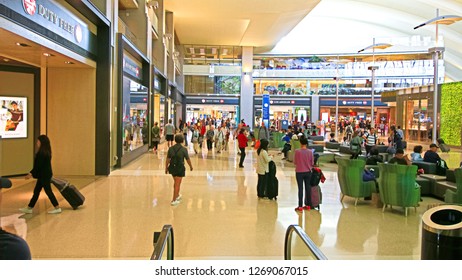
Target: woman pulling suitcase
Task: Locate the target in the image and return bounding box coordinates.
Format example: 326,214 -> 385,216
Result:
20,135 -> 62,214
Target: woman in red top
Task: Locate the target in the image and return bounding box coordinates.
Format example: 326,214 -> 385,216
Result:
199,120 -> 206,148
237,128 -> 248,168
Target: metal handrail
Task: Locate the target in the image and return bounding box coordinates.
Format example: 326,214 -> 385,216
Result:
284,224 -> 327,260
150,224 -> 174,260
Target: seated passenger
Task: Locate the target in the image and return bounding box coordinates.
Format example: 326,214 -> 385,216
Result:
410,145 -> 424,161
329,132 -> 337,143
423,143 -> 441,164
388,149 -> 411,165
281,133 -> 292,160
366,147 -> 383,165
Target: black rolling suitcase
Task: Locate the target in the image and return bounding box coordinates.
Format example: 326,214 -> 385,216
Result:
51,177 -> 85,210
267,161 -> 278,200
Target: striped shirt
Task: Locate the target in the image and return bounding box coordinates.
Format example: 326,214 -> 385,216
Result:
365,132 -> 377,146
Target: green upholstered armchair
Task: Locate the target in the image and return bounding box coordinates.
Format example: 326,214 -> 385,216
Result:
287,138 -> 301,162
271,132 -> 285,148
335,157 -> 376,206
378,163 -> 420,216
444,168 -> 462,204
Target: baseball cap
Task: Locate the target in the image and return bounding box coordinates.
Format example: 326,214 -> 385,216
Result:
430,143 -> 439,148
0,177 -> 12,189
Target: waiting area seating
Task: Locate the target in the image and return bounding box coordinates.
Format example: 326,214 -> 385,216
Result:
308,135 -> 324,141
335,157 -> 376,206
325,142 -> 340,151
412,161 -> 437,175
270,131 -> 285,148
378,163 -> 421,216
411,160 -> 459,199
444,168 -> 462,203
287,138 -> 301,162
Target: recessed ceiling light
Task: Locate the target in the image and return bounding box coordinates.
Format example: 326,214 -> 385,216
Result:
43,53 -> 55,57
3,58 -> 10,62
64,61 -> 74,64
16,42 -> 31,47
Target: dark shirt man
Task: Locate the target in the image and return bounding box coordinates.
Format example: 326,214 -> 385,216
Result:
0,177 -> 32,260
423,143 -> 441,164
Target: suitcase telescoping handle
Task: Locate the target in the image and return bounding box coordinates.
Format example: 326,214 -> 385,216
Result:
51,177 -> 70,192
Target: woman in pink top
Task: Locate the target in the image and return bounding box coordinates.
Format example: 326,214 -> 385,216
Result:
293,136 -> 314,212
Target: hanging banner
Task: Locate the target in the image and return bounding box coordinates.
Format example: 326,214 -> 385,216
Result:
262,94 -> 270,127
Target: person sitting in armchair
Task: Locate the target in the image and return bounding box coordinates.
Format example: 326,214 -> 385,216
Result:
388,149 -> 411,165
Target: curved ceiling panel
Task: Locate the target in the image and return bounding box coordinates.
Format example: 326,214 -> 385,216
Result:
269,0 -> 462,81
167,0 -> 462,81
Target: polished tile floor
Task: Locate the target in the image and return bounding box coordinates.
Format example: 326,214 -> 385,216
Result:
1,137 -> 460,260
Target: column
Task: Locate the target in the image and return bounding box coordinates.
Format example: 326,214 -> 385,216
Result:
240,46 -> 254,129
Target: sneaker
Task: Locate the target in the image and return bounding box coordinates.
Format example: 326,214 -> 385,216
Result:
48,208 -> 62,214
303,206 -> 311,210
295,207 -> 304,212
176,194 -> 182,201
171,200 -> 180,206
19,207 -> 33,214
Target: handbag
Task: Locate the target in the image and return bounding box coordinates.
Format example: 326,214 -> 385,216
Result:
362,169 -> 376,182
310,168 -> 322,186
254,140 -> 261,149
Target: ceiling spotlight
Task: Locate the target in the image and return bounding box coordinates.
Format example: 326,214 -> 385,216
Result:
43,53 -> 55,57
147,0 -> 159,9
16,42 -> 31,47
65,61 -> 74,64
3,58 -> 10,62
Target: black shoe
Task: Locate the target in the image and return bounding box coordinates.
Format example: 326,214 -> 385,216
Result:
238,165 -> 244,168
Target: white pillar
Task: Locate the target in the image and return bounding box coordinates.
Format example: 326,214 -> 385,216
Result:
240,46 -> 254,129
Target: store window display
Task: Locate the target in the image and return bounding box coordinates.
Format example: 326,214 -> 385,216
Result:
122,78 -> 148,153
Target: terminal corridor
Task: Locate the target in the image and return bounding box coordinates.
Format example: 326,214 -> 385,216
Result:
2,137 -> 460,260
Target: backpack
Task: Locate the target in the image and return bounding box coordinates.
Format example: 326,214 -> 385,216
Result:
310,168 -> 322,186
436,159 -> 448,176
206,130 -> 214,140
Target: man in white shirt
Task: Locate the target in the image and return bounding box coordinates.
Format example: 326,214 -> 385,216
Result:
164,119 -> 175,148
363,127 -> 377,156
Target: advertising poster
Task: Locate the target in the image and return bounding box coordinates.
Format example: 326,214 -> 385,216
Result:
0,97 -> 27,138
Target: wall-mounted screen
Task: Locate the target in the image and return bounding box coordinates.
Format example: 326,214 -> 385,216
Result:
0,97 -> 27,139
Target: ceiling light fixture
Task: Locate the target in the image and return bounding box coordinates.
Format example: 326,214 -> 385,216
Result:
43,53 -> 55,57
16,42 -> 31,47
65,61 -> 74,64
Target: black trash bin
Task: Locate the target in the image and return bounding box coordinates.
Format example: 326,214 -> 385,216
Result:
421,205 -> 462,260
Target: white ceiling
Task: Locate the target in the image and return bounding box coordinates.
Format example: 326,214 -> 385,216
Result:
165,0 -> 462,81
164,0 -> 321,47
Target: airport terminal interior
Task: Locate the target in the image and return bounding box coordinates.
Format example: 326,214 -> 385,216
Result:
2,138 -> 462,260
1,0 -> 462,260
